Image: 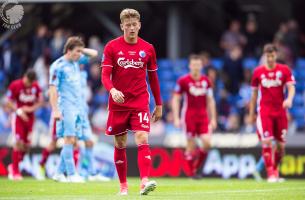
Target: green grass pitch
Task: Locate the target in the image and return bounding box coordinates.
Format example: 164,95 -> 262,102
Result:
1,177 -> 305,200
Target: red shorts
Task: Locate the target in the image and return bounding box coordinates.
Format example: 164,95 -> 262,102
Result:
256,113 -> 288,142
106,110 -> 150,135
183,114 -> 211,137
12,115 -> 34,144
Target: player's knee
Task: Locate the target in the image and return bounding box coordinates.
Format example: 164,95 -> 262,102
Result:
262,139 -> 272,147
135,132 -> 148,145
85,140 -> 94,148
15,141 -> 25,151
64,136 -> 76,145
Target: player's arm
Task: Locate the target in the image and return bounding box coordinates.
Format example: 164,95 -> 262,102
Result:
283,83 -> 295,109
249,88 -> 258,124
207,91 -> 217,130
172,93 -> 182,128
101,44 -> 124,103
49,85 -> 62,120
147,45 -> 162,122
82,48 -> 98,58
148,70 -> 162,122
5,86 -> 29,121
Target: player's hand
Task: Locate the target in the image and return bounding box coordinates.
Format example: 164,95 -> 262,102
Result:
53,109 -> 63,121
16,108 -> 29,122
173,118 -> 181,128
151,105 -> 162,122
283,98 -> 293,109
210,118 -> 217,130
110,88 -> 125,104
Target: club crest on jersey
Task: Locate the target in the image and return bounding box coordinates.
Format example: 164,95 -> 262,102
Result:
139,50 -> 146,58
31,88 -> 36,94
276,71 -> 282,78
108,126 -> 112,132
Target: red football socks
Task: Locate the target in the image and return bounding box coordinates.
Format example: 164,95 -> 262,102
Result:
185,151 -> 195,176
138,144 -> 152,180
12,150 -> 25,173
114,146 -> 127,184
193,149 -> 208,174
40,149 -> 50,167
262,146 -> 274,177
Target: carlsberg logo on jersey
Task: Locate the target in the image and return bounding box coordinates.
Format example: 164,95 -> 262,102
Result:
19,93 -> 35,103
260,73 -> 282,88
117,57 -> 144,69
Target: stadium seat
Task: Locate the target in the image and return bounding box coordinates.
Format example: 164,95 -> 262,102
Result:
211,58 -> 224,70
295,58 -> 305,69
293,93 -> 304,106
158,59 -> 172,70
243,58 -> 258,70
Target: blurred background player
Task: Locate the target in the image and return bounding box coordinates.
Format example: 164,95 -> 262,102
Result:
249,43 -> 295,182
6,69 -> 43,180
49,36 -> 97,183
101,8 -> 162,195
78,57 -> 110,181
172,54 -> 217,179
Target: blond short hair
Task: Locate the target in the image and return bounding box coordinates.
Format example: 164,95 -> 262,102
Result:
120,8 -> 140,23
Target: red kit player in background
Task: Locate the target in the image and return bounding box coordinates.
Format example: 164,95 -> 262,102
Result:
5,69 -> 43,180
172,54 -> 217,178
101,8 -> 162,195
249,44 -> 295,182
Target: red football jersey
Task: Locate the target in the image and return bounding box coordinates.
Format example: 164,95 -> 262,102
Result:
6,79 -> 42,117
251,63 -> 295,115
102,36 -> 158,111
175,74 -> 212,117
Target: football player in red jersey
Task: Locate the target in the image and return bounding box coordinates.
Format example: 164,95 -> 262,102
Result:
5,69 -> 43,180
249,44 -> 295,182
172,54 -> 217,178
101,8 -> 162,195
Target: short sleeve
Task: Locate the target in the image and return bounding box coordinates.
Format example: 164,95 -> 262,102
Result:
78,55 -> 90,65
284,66 -> 296,85
251,69 -> 259,88
49,64 -> 61,87
147,45 -> 158,72
6,83 -> 16,100
102,43 -> 114,68
174,78 -> 183,94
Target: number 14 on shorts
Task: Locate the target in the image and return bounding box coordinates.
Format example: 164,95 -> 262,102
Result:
138,112 -> 149,123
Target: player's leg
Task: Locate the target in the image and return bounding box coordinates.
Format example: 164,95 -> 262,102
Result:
193,133 -> 211,178
256,114 -> 275,182
134,131 -> 156,195
193,121 -> 212,178
273,114 -> 288,181
185,137 -> 196,176
9,117 -> 27,180
252,156 -> 264,181
114,133 -> 128,194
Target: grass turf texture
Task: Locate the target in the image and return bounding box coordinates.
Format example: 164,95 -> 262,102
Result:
0,177 -> 304,200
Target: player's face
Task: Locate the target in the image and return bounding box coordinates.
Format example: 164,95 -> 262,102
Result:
189,59 -> 203,74
265,51 -> 277,66
120,18 -> 141,41
69,46 -> 83,61
23,77 -> 33,87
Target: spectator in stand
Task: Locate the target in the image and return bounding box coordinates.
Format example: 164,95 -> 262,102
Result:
50,28 -> 66,61
0,41 -> 22,85
244,16 -> 261,57
220,20 -> 247,54
31,24 -> 49,62
88,62 -> 101,93
222,45 -> 244,96
285,19 -> 300,61
88,36 -> 104,58
33,49 -> 51,91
